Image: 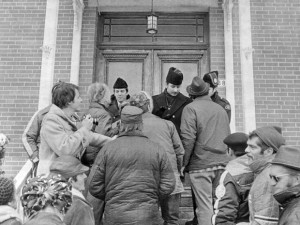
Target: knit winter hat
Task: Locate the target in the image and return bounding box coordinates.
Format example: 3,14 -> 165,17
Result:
166,67 -> 183,85
0,176 -> 14,205
113,77 -> 128,89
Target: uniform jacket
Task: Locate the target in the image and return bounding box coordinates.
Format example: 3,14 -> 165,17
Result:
22,105 -> 51,161
248,155 -> 279,225
212,155 -> 254,225
142,112 -> 185,194
152,90 -> 192,134
211,91 -> 231,123
274,183 -> 300,225
64,189 -> 95,225
88,131 -> 175,225
180,95 -> 231,171
38,104 -> 112,175
24,212 -> 65,225
107,94 -> 130,123
0,206 -> 22,225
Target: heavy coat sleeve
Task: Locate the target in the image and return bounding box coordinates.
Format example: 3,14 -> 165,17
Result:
158,148 -> 176,197
22,111 -> 40,160
180,106 -> 198,167
92,109 -> 118,137
87,147 -> 107,200
168,121 -> 184,172
212,171 -> 241,225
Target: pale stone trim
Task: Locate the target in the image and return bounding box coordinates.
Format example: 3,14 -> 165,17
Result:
38,0 -> 59,110
222,0 -> 236,132
70,0 -> 85,85
238,0 -> 256,132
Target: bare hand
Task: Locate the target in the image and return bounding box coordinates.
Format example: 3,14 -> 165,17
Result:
81,114 -> 93,130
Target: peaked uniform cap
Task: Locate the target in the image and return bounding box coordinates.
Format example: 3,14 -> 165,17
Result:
203,71 -> 219,88
223,132 -> 248,154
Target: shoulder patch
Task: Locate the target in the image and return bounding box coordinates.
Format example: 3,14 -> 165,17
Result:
225,104 -> 231,110
215,184 -> 226,199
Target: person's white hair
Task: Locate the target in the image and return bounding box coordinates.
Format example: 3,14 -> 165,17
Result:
87,82 -> 111,106
139,91 -> 153,112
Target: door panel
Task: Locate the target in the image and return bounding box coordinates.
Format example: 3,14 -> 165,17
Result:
96,49 -> 208,96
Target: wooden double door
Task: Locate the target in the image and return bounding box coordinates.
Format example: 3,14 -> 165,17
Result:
95,49 -> 209,96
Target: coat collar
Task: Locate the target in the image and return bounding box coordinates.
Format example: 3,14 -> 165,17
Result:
194,95 -> 212,102
118,130 -> 147,138
249,155 -> 275,174
48,104 -> 78,131
273,183 -> 300,207
162,90 -> 191,115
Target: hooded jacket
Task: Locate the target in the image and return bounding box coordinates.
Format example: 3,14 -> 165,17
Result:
273,183 -> 300,225
38,104 -> 112,175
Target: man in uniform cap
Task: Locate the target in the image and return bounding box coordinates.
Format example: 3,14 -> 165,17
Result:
152,67 -> 192,134
270,146 -> 300,225
181,76 -> 231,225
246,126 -> 285,225
107,77 -> 130,123
212,132 -> 254,225
203,71 -> 231,122
88,106 -> 175,225
50,155 -> 95,225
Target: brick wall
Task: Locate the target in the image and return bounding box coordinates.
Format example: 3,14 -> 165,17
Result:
0,0 -> 46,177
251,0 -> 300,145
0,0 -> 98,176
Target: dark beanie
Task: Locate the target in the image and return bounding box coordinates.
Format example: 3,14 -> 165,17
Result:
113,77 -> 128,89
166,67 -> 183,85
0,177 -> 14,205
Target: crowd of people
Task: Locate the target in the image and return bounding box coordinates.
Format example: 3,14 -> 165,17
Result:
0,67 -> 300,225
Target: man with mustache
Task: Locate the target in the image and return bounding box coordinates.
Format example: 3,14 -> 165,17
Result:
245,126 -> 285,225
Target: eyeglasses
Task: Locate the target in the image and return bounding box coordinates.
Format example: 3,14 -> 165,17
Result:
269,174 -> 290,183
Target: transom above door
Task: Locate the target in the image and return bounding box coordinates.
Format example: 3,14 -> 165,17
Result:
95,13 -> 210,97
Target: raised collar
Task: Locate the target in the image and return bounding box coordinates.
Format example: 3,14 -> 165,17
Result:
249,155 -> 275,174
273,183 -> 300,207
118,130 -> 147,138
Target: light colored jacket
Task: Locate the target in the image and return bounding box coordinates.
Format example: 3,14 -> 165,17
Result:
142,112 -> 184,194
248,155 -> 279,225
0,205 -> 22,225
38,104 -> 112,176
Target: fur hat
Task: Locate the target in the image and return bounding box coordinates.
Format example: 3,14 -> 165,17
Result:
166,67 -> 183,85
203,71 -> 219,88
0,177 -> 14,205
186,76 -> 209,96
113,77 -> 128,89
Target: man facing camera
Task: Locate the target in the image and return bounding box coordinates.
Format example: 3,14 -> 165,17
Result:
152,67 -> 192,134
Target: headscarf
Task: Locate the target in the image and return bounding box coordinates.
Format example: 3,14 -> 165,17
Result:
252,126 -> 285,152
21,175 -> 72,218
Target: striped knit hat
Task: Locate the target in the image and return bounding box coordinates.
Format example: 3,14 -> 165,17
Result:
0,176 -> 14,205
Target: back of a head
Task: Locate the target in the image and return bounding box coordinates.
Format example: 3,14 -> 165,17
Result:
129,91 -> 153,113
0,176 -> 14,206
21,175 -> 72,219
203,71 -> 219,88
120,106 -> 143,133
223,132 -> 248,157
52,82 -> 79,109
87,82 -> 111,104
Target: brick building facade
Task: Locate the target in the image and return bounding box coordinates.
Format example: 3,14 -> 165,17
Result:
0,0 -> 299,176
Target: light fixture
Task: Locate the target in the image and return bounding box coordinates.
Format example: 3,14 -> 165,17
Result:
146,0 -> 158,34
